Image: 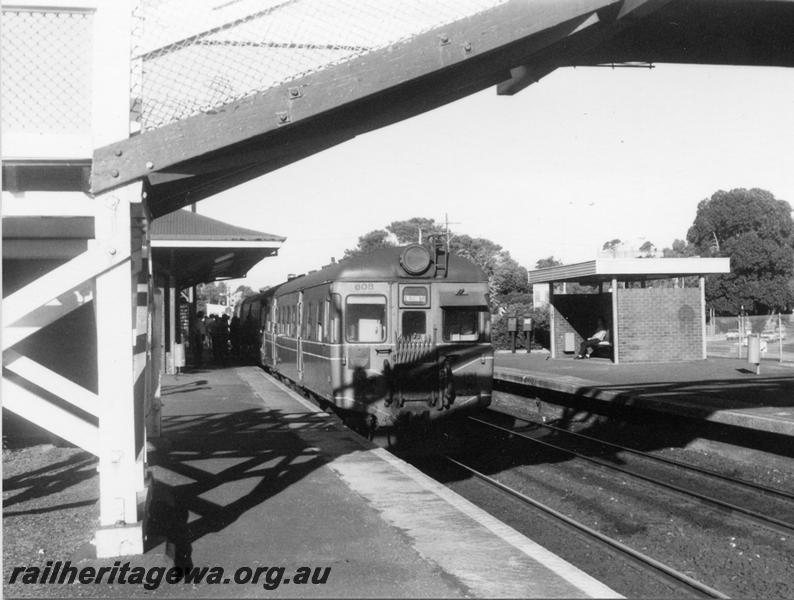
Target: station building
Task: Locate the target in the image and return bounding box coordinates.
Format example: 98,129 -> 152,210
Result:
529,258 -> 731,364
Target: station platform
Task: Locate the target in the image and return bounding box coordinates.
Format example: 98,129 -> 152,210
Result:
494,352 -> 794,438
145,366 -> 619,598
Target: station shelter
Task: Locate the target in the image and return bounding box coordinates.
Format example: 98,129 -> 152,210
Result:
150,209 -> 284,375
528,258 -> 730,364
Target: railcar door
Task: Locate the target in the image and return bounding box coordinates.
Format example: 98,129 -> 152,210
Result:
395,283 -> 436,400
340,284 -> 390,408
270,298 -> 277,366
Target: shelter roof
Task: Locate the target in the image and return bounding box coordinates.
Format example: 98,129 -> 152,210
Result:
528,258 -> 731,285
150,210 -> 285,287
150,209 -> 285,244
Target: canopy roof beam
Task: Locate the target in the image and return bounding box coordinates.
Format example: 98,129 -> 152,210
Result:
92,0 -> 632,203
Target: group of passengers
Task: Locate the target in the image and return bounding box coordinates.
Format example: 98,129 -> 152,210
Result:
190,312 -> 243,367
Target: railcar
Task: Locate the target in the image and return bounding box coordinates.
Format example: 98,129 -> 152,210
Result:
241,242 -> 493,430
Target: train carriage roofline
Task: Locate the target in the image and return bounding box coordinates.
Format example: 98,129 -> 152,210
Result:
266,245 -> 488,297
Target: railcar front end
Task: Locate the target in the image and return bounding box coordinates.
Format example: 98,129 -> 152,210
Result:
260,244 -> 494,430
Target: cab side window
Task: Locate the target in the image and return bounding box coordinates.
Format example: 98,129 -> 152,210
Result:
345,295 -> 386,343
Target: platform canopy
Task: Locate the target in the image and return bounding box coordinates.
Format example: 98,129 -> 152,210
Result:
529,257 -> 731,285
150,210 -> 285,287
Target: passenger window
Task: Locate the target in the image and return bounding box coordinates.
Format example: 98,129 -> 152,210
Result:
442,307 -> 483,342
346,295 -> 386,343
401,311 -> 427,341
320,300 -> 328,342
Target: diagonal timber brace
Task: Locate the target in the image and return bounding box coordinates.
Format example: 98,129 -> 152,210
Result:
2,376 -> 100,455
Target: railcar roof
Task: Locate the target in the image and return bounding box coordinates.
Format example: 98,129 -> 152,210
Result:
269,246 -> 488,296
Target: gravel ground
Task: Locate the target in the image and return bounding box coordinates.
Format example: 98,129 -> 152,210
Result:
463,392 -> 794,598
3,444 -> 100,597
492,392 -> 794,494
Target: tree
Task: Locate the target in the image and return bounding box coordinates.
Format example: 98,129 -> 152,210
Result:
686,188 -> 794,314
197,281 -> 228,305
602,238 -> 622,255
343,229 -> 393,259
491,303 -> 550,350
535,256 -> 563,269
235,285 -> 256,298
662,239 -> 697,258
638,241 -> 657,257
387,218 -> 443,244
342,217 -> 530,311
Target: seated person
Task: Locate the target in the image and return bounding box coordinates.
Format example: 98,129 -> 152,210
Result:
575,319 -> 608,359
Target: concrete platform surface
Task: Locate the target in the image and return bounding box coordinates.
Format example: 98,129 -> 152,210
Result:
145,366 -> 620,598
495,353 -> 794,436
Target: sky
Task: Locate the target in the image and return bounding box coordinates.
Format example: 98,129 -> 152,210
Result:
195,63 -> 794,291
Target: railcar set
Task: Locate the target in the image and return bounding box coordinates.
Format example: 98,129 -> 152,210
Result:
237,242 -> 494,431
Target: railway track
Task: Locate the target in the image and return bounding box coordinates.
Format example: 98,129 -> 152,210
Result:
403,405 -> 794,598
471,410 -> 794,538
443,454 -> 729,599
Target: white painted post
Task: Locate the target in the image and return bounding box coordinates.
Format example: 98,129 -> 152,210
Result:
700,276 -> 707,359
167,273 -> 177,375
149,287 -> 164,438
93,183 -> 147,556
89,0 -> 151,557
548,282 -> 556,359
611,278 -> 619,364
779,313 -> 784,364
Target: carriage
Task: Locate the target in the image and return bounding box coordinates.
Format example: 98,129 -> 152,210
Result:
238,242 -> 494,430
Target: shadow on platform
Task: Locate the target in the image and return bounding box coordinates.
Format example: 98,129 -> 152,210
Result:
146,396 -> 336,570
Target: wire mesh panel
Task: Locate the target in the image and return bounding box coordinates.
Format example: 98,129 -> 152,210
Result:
132,0 -> 507,131
1,8 -> 93,139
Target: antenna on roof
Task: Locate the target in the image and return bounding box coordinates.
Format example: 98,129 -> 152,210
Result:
442,212 -> 460,251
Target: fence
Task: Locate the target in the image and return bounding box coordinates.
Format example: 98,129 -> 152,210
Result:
131,0 -> 506,131
706,313 -> 793,363
1,6 -> 95,158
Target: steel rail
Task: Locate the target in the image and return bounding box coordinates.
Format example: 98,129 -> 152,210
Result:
492,408 -> 794,502
444,455 -> 730,599
468,416 -> 794,537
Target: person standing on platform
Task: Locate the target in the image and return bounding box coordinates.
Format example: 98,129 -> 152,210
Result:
230,315 -> 241,359
208,315 -> 220,363
191,311 -> 207,367
218,314 -> 231,365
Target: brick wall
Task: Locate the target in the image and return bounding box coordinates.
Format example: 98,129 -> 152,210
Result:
551,293 -> 612,358
616,287 -> 703,362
